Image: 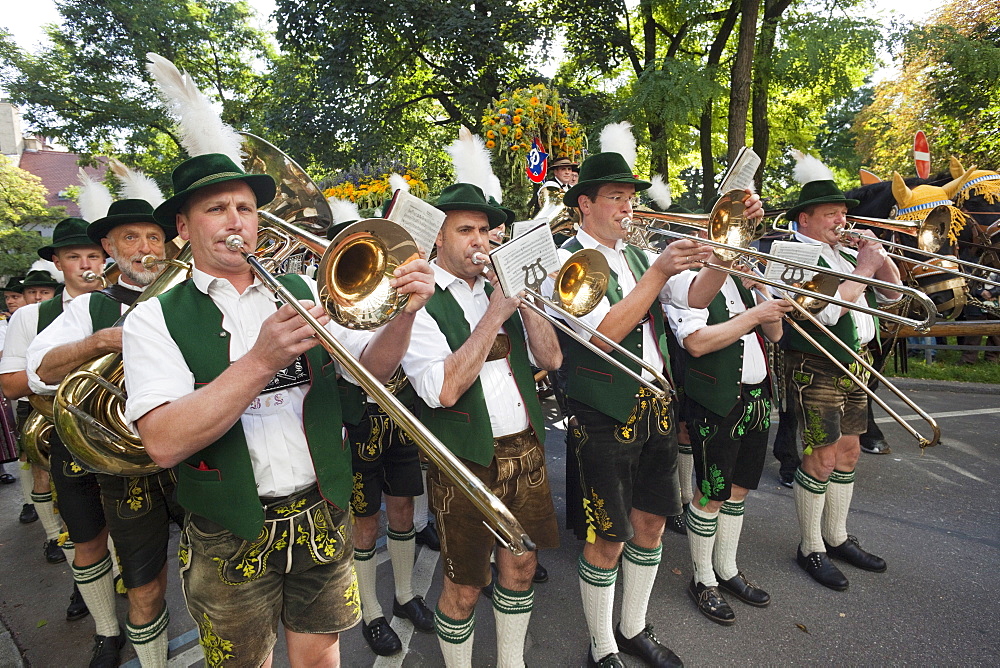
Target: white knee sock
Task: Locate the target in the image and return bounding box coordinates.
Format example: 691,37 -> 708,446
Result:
578,555 -> 618,661
127,604 -> 169,668
677,443 -> 694,502
620,541 -> 661,638
354,546 -> 383,624
18,465 -> 33,505
794,467 -> 829,554
713,500 -> 745,581
686,503 -> 719,587
73,554 -> 119,637
31,490 -> 62,541
435,607 -> 474,668
386,527 -> 415,603
821,469 -> 855,547
493,583 -> 533,668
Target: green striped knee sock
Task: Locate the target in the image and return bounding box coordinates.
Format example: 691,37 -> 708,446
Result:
127,604 -> 169,668
30,490 -> 61,541
578,554 -> 618,661
353,546 -> 382,624
713,500 -> 745,581
822,469 -> 856,547
387,527 -> 416,604
794,467 -> 829,554
686,502 -> 719,587
73,554 -> 119,637
620,541 -> 662,638
493,582 -> 533,668
435,607 -> 474,668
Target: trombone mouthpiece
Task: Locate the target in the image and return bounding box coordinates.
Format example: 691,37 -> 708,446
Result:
225,235 -> 246,251
82,270 -> 99,283
619,217 -> 632,231
471,252 -> 489,266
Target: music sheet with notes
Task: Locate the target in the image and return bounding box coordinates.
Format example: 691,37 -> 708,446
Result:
384,189 -> 446,257
718,147 -> 761,195
489,222 -> 561,298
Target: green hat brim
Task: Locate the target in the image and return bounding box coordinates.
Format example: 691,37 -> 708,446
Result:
153,173 -> 276,229
437,201 -> 507,229
564,176 -> 651,208
37,234 -> 102,261
87,213 -> 175,245
786,194 -> 860,222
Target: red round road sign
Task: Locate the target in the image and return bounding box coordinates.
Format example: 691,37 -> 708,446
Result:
914,131 -> 930,179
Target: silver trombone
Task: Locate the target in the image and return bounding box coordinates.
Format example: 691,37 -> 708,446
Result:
472,250 -> 673,399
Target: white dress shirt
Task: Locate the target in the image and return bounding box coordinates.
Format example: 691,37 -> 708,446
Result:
543,229 -> 686,381
0,290 -> 74,377
666,272 -> 768,384
26,278 -> 144,395
401,262 -> 530,439
793,232 -> 880,345
122,266 -> 372,497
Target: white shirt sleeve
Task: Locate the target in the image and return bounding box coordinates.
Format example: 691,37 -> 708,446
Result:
26,294 -> 99,395
399,307 -> 452,409
0,304 -> 37,375
122,298 -> 196,425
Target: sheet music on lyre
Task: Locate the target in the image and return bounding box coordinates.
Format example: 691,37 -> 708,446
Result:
511,219 -> 546,239
489,222 -> 561,298
763,241 -> 822,287
718,147 -> 760,195
383,189 -> 446,257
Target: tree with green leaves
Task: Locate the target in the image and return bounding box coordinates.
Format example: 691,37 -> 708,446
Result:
0,154 -> 63,276
0,0 -> 274,182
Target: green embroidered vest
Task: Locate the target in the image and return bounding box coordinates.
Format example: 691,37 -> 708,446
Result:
416,283 -> 544,467
787,252 -> 880,365
158,273 -> 350,540
561,238 -> 672,423
683,280 -> 765,417
36,297 -> 64,333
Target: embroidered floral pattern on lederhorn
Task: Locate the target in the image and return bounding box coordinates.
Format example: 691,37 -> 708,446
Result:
221,524 -> 289,584
197,613 -> 235,667
295,502 -> 347,564
583,489 -> 614,543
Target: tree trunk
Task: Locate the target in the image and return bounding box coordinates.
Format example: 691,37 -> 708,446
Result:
751,0 -> 795,191
700,0 -> 742,209
727,0 -> 760,165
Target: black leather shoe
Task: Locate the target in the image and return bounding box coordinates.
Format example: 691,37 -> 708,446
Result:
361,617 -> 402,656
717,572 -> 771,607
533,561 -> 549,583
666,513 -> 687,535
797,549 -> 849,591
393,595 -> 434,632
778,472 -> 794,489
66,583 -> 90,621
44,538 -> 65,564
614,623 -> 684,667
587,649 -> 625,667
19,503 -> 38,524
89,628 -> 125,668
825,535 -> 887,572
414,523 -> 440,551
686,580 -> 736,625
860,439 -> 891,455
481,562 -> 498,600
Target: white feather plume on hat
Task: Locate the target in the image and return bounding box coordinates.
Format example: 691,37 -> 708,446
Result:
389,173 -> 410,194
76,169 -> 112,223
648,175 -> 672,210
599,122 -> 638,172
446,126 -> 502,202
327,197 -> 360,226
108,158 -> 166,207
790,149 -> 834,185
146,52 -> 244,164
30,259 -> 64,284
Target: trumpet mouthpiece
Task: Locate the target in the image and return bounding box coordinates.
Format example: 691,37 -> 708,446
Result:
619,217 -> 632,231
225,235 -> 245,251
82,270 -> 99,282
471,252 -> 489,266
140,255 -> 159,270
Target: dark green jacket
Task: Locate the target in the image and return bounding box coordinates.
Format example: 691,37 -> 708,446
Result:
158,273 -> 350,540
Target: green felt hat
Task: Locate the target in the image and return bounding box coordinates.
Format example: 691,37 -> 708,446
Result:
153,153 -> 276,227
434,183 -> 507,229
564,152 -> 651,207
487,196 -> 516,227
2,276 -> 24,293
88,199 -> 175,244
37,218 -> 101,261
786,180 -> 859,221
20,269 -> 61,289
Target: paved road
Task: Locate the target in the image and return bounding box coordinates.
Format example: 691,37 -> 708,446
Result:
0,382 -> 997,666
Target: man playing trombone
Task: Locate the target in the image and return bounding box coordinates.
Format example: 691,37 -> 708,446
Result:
400,183 -> 562,668
554,151 -> 763,668
27,199 -> 182,667
122,153 -> 435,668
783,169 -> 902,591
